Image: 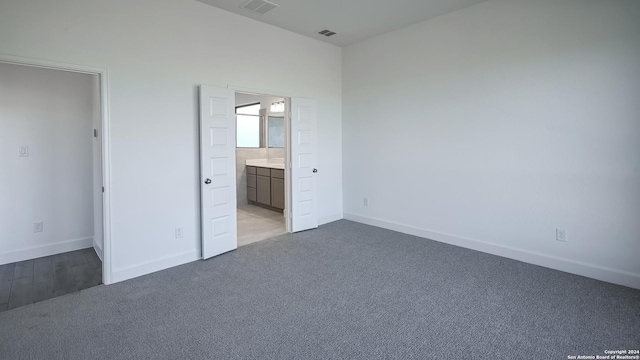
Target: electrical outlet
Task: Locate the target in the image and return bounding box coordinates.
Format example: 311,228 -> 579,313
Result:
33,221 -> 43,233
556,228 -> 567,242
19,146 -> 29,157
363,197 -> 369,206
175,227 -> 184,239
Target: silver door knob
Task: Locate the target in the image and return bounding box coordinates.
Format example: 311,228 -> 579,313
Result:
204,178 -> 212,184
313,169 -> 318,173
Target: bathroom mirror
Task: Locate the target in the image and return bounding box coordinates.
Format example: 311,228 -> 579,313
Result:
268,116 -> 284,148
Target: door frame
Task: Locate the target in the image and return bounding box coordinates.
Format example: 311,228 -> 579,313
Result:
0,54 -> 114,284
228,85 -> 293,233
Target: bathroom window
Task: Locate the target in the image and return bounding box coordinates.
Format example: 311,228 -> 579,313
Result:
236,103 -> 261,148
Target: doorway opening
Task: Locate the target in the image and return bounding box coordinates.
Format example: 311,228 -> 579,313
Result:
199,85 -> 317,260
235,92 -> 288,247
0,56 -> 111,310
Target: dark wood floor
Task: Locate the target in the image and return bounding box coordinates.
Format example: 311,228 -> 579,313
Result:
0,248 -> 102,312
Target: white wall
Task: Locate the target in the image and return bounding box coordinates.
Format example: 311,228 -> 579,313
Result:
0,62 -> 96,264
343,0 -> 640,288
0,0 -> 343,282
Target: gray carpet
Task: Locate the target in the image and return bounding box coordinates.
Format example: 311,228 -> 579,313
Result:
0,220 -> 638,360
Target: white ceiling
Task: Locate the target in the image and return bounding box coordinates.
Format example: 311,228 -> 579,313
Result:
195,0 -> 487,47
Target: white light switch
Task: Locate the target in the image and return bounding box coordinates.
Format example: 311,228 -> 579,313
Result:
19,146 -> 29,157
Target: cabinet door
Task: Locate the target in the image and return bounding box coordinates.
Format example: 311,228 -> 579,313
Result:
271,177 -> 285,209
256,175 -> 271,205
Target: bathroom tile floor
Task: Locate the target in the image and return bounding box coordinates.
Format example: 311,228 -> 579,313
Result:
237,204 -> 286,247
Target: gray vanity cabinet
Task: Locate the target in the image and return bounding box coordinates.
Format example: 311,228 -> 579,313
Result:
246,165 -> 285,210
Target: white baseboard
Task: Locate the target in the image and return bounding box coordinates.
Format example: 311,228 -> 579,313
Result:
111,250 -> 199,284
319,213 -> 343,226
93,239 -> 104,262
0,237 -> 93,265
344,212 -> 640,290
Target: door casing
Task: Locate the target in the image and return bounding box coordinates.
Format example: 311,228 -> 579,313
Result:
0,53 -> 113,284
230,85 -> 296,233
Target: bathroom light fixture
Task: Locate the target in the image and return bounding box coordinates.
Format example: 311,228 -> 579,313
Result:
270,101 -> 285,113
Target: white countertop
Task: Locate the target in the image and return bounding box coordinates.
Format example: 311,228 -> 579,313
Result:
245,158 -> 285,170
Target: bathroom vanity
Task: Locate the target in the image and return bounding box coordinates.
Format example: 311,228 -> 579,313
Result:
246,159 -> 285,211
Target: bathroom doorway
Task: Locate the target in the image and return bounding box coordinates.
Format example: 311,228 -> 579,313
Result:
200,85 -> 318,259
235,92 -> 287,246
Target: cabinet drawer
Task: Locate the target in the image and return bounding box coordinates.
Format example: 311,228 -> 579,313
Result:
256,167 -> 271,176
247,187 -> 257,202
247,174 -> 256,188
247,166 -> 256,175
271,169 -> 284,179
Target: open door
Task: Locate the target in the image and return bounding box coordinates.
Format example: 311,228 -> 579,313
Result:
200,85 -> 237,259
290,98 -> 318,232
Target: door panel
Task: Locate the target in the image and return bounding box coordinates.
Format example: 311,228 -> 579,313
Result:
290,98 -> 318,232
200,85 -> 237,259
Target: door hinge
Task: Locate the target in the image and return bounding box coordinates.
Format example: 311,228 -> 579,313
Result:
94,129 -> 98,138
102,186 -> 104,193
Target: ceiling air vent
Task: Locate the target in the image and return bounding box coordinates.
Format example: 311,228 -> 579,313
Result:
240,0 -> 279,15
318,29 -> 337,37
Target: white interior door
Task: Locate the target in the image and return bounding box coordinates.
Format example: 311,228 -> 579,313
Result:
200,85 -> 237,259
290,97 -> 318,232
